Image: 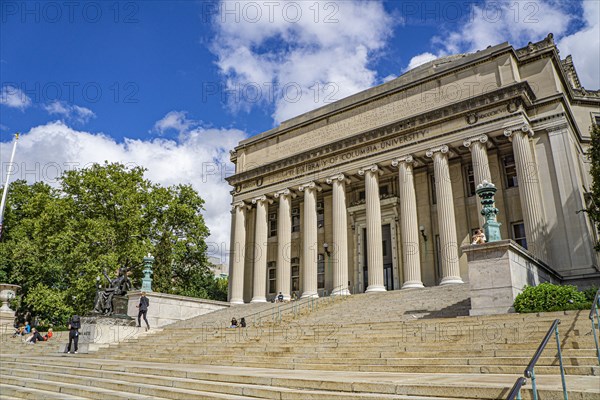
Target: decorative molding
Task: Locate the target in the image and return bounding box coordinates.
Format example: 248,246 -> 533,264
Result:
544,123 -> 569,134
504,123 -> 534,139
463,134 -> 489,149
232,201 -> 249,211
425,145 -> 449,158
515,33 -> 555,58
357,164 -> 381,176
298,182 -> 322,192
391,155 -> 414,167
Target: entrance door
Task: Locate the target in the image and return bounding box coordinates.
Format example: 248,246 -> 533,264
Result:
362,224 -> 393,292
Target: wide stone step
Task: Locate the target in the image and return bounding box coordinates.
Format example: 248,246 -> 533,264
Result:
0,383 -> 88,399
9,357 -> 597,400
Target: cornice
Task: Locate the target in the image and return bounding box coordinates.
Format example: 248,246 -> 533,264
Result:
226,82 -> 535,186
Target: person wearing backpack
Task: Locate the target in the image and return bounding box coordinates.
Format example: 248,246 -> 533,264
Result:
66,315 -> 81,354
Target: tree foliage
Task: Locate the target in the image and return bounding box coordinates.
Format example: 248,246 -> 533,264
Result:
0,162 -> 222,325
587,124 -> 600,251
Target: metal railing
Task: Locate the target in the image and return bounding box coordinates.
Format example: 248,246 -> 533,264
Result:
506,377 -> 527,400
590,289 -> 600,365
507,319 -> 567,400
241,284 -> 351,327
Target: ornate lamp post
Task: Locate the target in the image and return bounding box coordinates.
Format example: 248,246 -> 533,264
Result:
475,180 -> 502,242
141,254 -> 154,292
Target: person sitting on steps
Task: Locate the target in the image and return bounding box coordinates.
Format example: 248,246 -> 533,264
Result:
471,228 -> 486,245
24,328 -> 45,344
230,318 -> 238,328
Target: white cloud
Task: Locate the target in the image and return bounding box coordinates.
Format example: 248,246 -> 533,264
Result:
0,120 -> 247,265
153,111 -> 197,135
0,85 -> 32,110
211,0 -> 395,124
404,0 -> 598,88
557,1 -> 600,88
43,101 -> 96,125
403,52 -> 438,72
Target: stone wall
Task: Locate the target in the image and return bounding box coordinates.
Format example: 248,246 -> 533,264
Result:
462,240 -> 562,316
127,291 -> 229,328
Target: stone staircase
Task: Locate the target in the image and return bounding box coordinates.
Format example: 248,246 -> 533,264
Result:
1,284 -> 598,399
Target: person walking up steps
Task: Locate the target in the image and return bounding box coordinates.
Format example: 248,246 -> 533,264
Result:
66,315 -> 81,354
136,292 -> 150,331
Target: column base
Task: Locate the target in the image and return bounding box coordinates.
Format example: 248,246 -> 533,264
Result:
331,289 -> 351,296
439,276 -> 464,285
229,299 -> 245,305
365,285 -> 386,293
401,281 -> 424,289
250,297 -> 267,303
301,291 -> 319,299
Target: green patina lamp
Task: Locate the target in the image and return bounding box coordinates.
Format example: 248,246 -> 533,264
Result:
141,253 -> 155,292
476,180 -> 502,242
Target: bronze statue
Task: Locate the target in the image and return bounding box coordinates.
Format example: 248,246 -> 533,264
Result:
93,266 -> 132,315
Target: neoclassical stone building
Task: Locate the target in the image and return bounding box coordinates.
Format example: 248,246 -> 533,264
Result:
226,34 -> 600,304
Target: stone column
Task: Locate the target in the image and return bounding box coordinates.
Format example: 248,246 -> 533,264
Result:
325,174 -> 351,296
463,134 -> 492,227
358,165 -> 386,292
504,124 -> 547,261
392,156 -> 424,289
229,202 -> 247,304
251,195 -> 270,303
274,189 -> 294,300
426,146 -> 463,285
299,182 -> 321,298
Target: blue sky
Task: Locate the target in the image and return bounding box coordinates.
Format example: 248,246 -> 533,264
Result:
1,0 -> 599,260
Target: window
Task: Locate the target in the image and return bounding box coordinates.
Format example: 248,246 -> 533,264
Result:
379,185 -> 389,197
358,191 -> 366,201
430,174 -> 437,204
503,155 -> 518,188
292,208 -> 300,232
317,201 -> 324,228
317,254 -> 325,289
268,213 -> 277,237
512,222 -> 527,249
291,258 -> 300,293
267,262 -> 276,294
465,165 -> 476,197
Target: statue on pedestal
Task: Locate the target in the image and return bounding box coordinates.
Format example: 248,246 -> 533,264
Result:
93,266 -> 132,316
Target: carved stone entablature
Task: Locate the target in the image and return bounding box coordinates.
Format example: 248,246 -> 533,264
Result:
226,82 -> 537,187
516,33 -> 555,58
298,182 -> 322,192
425,145 -> 450,159
544,123 -> 569,134
463,134 -> 489,149
572,88 -> 600,99
504,124 -> 534,139
358,164 -> 382,176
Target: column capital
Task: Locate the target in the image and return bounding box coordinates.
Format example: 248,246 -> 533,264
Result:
298,181 -> 322,192
425,145 -> 449,158
391,155 -> 415,167
232,201 -> 250,211
358,164 -> 382,176
504,123 -> 534,139
463,134 -> 489,149
273,188 -> 296,199
325,173 -> 351,185
251,195 -> 272,205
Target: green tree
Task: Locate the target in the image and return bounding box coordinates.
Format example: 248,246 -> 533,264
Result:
0,162 -> 215,324
586,124 -> 600,251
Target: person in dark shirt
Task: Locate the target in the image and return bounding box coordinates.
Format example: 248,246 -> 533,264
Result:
136,292 -> 150,331
240,317 -> 246,328
66,315 -> 81,354
277,292 -> 284,302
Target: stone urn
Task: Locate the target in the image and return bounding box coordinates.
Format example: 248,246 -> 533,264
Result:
0,284 -> 20,312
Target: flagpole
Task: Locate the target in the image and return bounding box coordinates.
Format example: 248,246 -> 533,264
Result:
0,133 -> 19,239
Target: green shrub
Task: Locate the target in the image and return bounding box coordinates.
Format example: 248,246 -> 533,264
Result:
582,286 -> 599,302
514,283 -> 588,313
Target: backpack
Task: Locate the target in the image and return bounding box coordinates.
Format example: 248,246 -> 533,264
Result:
70,315 -> 81,330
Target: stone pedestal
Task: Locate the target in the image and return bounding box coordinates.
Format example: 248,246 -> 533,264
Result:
462,240 -> 561,316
